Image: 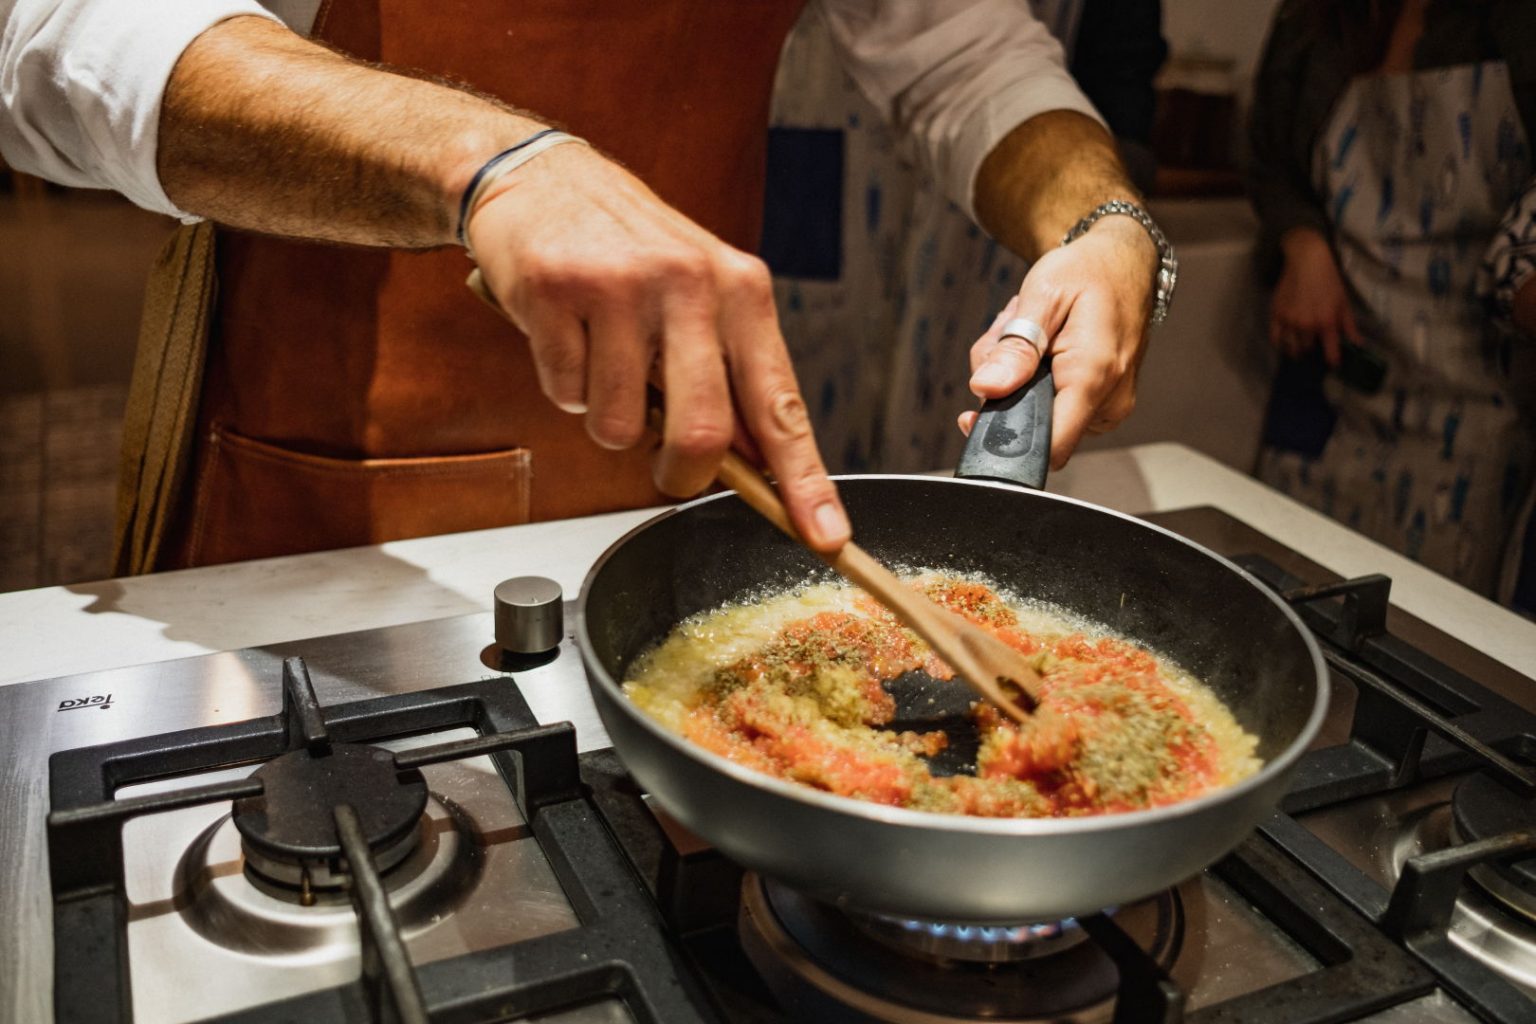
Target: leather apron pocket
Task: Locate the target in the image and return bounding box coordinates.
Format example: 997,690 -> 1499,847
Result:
185,425 -> 532,565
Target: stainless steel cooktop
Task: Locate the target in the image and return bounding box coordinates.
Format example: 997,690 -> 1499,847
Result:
3,506 -> 1533,1023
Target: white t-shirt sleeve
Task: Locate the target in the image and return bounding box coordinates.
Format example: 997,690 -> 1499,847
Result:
816,0 -> 1104,219
0,0 -> 282,219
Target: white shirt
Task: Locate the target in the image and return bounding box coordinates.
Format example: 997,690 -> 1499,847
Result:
0,0 -> 1100,222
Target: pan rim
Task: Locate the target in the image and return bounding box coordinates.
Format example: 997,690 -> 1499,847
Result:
577,473 -> 1330,838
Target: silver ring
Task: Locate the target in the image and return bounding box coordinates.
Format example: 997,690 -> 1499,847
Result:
998,316 -> 1045,354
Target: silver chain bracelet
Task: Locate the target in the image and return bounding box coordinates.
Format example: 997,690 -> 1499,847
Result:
1061,199 -> 1178,324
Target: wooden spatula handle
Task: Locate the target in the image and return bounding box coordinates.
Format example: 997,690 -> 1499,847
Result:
718,452 -> 908,602
509,335 -> 1043,721
715,450 -> 797,536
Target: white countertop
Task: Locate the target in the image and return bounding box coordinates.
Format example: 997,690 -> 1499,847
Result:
2,443 -> 1533,688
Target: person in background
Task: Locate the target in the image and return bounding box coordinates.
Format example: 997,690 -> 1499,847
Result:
766,1 -> 1167,475
0,0 -> 1167,572
1477,177 -> 1536,609
1248,0 -> 1536,601
1053,0 -> 1168,195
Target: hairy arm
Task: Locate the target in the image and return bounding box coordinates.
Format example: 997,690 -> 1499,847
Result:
153,14 -> 850,550
157,15 -> 540,246
816,2 -> 1147,465
973,109 -> 1146,259
963,110 -> 1157,467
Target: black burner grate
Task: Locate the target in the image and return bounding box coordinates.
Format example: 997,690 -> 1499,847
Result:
44,553 -> 1536,1024
47,657 -> 716,1024
581,558 -> 1536,1024
1249,559 -> 1536,1024
586,750 -> 1437,1024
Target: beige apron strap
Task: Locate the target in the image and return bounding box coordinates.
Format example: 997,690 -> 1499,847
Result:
111,222 -> 217,576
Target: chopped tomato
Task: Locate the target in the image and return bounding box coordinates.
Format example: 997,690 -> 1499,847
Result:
670,577 -> 1248,818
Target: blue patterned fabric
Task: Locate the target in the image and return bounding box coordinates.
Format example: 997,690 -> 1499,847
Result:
763,2 -> 1161,474
765,14 -> 1026,474
1257,62 -> 1536,599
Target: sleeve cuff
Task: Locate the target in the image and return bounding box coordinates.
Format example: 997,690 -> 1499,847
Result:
816,0 -> 1106,225
83,0 -> 283,219
948,78 -> 1104,221
26,1 -> 281,220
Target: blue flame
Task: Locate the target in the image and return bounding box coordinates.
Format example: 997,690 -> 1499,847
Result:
898,918 -> 1078,943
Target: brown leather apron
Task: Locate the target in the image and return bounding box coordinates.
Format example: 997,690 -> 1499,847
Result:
142,0 -> 805,569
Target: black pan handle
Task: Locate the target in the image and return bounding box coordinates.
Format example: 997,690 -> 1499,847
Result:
954,360 -> 1053,490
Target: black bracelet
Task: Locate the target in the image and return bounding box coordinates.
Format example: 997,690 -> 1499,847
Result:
454,127 -> 561,248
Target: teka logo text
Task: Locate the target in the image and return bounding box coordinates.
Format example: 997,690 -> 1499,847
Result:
58,694 -> 114,712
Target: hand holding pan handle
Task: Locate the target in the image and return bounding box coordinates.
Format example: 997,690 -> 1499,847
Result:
954,360 -> 1054,490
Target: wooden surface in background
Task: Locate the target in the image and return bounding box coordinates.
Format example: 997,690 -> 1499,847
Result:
0,173 -> 173,590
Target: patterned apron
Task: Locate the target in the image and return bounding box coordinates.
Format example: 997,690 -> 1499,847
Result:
1258,60 -> 1536,598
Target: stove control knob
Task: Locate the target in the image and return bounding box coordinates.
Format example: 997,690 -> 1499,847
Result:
494,576 -> 564,654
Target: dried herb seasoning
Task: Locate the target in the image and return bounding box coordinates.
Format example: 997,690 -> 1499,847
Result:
628,576 -> 1260,818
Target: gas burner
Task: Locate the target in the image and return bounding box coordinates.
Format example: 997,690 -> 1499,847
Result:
181,795 -> 481,955
1388,796 -> 1536,996
232,743 -> 429,899
847,906 -> 1096,964
1452,773 -> 1536,923
739,875 -> 1180,1022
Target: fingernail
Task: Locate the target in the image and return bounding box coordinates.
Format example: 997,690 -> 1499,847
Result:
971,362 -> 1013,390
812,501 -> 850,547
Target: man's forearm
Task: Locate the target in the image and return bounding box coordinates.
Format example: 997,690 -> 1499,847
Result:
972,110 -> 1144,261
158,15 -> 541,247
963,109 -> 1160,465
156,13 -> 852,549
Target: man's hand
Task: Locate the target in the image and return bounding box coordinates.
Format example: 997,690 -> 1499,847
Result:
466,145 -> 849,550
961,217 -> 1155,468
159,16 -> 849,551
965,111 -> 1158,470
1270,228 -> 1360,366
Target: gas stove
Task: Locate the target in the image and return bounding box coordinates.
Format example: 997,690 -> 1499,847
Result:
3,507 -> 1534,1023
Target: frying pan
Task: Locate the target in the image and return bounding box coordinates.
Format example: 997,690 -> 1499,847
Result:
576,370 -> 1328,924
